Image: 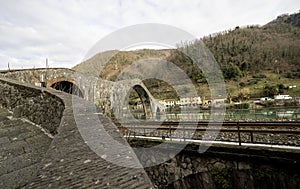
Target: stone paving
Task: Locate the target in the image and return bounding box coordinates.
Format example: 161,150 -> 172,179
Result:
0,104 -> 153,189
27,97 -> 153,189
0,105 -> 153,189
0,107 -> 52,188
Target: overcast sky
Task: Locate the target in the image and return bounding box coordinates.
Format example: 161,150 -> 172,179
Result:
0,0 -> 299,70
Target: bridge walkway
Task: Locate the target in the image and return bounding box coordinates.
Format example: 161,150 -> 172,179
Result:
26,96 -> 153,189
0,107 -> 52,189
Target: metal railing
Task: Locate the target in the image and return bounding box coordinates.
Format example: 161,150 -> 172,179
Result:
118,121 -> 300,146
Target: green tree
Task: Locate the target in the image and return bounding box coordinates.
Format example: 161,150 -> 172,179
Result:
223,64 -> 243,80
240,61 -> 249,71
277,83 -> 286,93
264,85 -> 278,97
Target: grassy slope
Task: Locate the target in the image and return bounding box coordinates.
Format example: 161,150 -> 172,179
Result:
225,72 -> 300,98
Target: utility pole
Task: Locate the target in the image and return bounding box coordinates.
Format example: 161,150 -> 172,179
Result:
8,62 -> 10,71
45,58 -> 49,87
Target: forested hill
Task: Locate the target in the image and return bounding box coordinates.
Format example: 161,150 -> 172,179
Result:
201,11 -> 300,80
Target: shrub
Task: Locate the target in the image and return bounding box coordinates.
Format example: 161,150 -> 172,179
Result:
210,168 -> 232,189
234,103 -> 250,109
253,73 -> 267,78
264,85 -> 278,97
223,64 -> 243,80
248,79 -> 258,85
239,82 -> 246,87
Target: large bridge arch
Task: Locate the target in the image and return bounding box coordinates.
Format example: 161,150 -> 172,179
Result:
131,84 -> 152,119
111,79 -> 165,120
46,77 -> 84,98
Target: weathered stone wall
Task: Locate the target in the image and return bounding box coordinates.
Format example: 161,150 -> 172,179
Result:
0,78 -> 64,134
0,68 -> 78,89
130,139 -> 300,189
0,68 -> 101,102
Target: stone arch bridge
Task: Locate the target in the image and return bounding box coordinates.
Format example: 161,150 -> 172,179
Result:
0,68 -> 165,119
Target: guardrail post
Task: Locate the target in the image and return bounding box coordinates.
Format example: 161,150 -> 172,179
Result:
183,124 -> 185,141
237,122 -> 241,146
169,122 -> 172,141
250,131 -> 254,143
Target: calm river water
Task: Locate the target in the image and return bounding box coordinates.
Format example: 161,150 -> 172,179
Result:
130,107 -> 300,121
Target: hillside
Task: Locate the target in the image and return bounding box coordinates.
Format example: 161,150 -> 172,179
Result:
202,14 -> 300,77
270,11 -> 300,28
74,49 -> 203,99
73,11 -> 300,100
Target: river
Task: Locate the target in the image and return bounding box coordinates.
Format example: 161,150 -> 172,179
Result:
129,107 -> 300,121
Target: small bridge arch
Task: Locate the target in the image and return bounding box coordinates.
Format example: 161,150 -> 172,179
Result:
46,77 -> 84,98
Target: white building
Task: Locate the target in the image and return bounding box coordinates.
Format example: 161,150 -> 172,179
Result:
176,97 -> 202,106
159,96 -> 202,107
159,100 -> 176,107
210,98 -> 226,108
274,94 -> 292,100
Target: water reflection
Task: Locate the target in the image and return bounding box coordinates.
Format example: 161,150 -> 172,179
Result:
129,108 -> 300,121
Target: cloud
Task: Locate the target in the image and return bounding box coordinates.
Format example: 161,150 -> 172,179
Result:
0,0 -> 300,70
